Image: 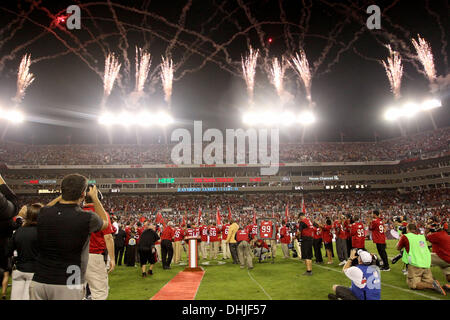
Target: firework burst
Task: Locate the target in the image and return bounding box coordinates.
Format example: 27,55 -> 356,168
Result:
412,35 -> 436,84
241,46 -> 259,104
269,57 -> 286,98
291,51 -> 312,104
382,45 -> 403,99
103,53 -> 121,101
161,56 -> 174,107
135,47 -> 151,93
14,54 -> 35,103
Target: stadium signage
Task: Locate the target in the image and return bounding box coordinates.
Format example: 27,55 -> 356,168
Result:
25,179 -> 57,185
308,176 -> 339,181
177,187 -> 239,192
115,179 -> 139,183
192,178 -> 234,183
158,178 -> 175,183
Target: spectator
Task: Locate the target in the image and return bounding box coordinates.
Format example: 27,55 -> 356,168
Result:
83,191 -> 115,300
30,175 -> 108,300
7,204 -> 42,300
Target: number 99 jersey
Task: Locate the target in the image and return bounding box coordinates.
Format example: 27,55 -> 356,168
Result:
257,219 -> 277,240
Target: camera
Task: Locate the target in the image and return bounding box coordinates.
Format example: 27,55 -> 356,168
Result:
287,222 -> 297,234
86,184 -> 103,201
391,251 -> 403,264
393,216 -> 402,223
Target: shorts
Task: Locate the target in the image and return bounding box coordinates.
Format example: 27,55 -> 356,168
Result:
301,237 -> 313,260
139,249 -> 156,265
407,265 -> 434,289
324,242 -> 333,251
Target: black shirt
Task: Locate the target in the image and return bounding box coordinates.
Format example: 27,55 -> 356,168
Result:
138,229 -> 160,251
114,228 -> 126,248
33,203 -> 103,285
8,225 -> 38,273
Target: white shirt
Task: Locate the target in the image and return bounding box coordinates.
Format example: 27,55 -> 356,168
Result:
344,266 -> 366,289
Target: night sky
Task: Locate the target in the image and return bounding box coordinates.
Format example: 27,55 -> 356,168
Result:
0,0 -> 448,145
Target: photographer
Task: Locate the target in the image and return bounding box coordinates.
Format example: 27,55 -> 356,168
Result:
328,248 -> 381,300
0,173 -> 19,299
30,174 -> 109,300
426,219 -> 450,292
83,187 -> 115,300
396,223 -> 446,296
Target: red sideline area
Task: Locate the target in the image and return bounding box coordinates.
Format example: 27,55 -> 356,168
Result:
150,271 -> 205,300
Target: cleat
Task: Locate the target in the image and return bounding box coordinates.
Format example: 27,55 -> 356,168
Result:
432,280 -> 446,296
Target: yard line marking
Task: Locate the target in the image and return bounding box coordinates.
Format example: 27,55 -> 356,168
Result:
247,269 -> 273,300
314,263 -> 442,300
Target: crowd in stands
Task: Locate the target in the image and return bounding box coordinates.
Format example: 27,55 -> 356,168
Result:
19,189 -> 449,234
1,127 -> 449,165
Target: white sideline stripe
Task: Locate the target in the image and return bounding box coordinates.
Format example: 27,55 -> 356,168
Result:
313,263 -> 442,300
247,269 -> 273,300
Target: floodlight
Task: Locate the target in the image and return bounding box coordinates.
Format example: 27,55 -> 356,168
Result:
402,102 -> 420,118
6,110 -> 24,123
422,99 -> 442,111
384,108 -> 401,121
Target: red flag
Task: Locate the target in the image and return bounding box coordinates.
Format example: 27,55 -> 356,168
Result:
181,213 -> 186,227
285,204 -> 290,223
302,197 -> 306,214
253,209 -> 256,225
216,207 -> 222,225
155,212 -> 165,227
228,206 -> 232,221
139,216 -> 146,223
198,207 -> 202,225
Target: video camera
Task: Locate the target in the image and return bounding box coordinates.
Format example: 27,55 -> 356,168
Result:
353,249 -> 382,268
86,184 -> 103,201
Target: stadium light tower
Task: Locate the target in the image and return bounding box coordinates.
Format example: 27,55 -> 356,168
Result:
0,109 -> 25,124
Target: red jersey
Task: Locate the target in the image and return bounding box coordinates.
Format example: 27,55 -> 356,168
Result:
194,227 -> 200,238
259,220 -> 274,239
221,224 -> 230,241
333,221 -> 348,239
136,226 -> 145,244
124,226 -> 131,246
300,218 -> 314,238
322,225 -> 333,243
427,230 -> 450,263
350,222 -> 365,249
200,225 -> 209,241
313,226 -> 322,240
250,224 -> 259,237
83,205 -> 114,254
280,226 -> 291,244
161,226 -> 175,241
369,218 -> 386,244
173,227 -> 185,242
236,228 -> 250,242
208,226 -> 220,242
256,239 -> 269,249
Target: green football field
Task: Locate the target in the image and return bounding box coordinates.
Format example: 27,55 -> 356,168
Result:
107,240 -> 449,300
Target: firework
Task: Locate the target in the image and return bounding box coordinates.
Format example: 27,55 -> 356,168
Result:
269,57 -> 286,98
103,53 -> 121,101
241,46 -> 259,104
382,45 -> 403,99
161,56 -> 174,107
14,54 -> 35,103
135,47 -> 151,93
291,51 -> 312,104
412,35 -> 436,84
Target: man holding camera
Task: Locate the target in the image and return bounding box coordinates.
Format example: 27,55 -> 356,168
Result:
83,188 -> 115,300
30,174 -> 109,300
396,223 -> 446,296
329,248 -> 381,300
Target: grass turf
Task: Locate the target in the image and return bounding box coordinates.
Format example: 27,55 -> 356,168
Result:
107,240 -> 449,300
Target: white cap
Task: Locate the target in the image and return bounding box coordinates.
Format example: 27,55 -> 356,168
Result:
359,250 -> 373,264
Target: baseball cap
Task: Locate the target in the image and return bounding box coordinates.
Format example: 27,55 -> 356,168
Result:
358,250 -> 373,264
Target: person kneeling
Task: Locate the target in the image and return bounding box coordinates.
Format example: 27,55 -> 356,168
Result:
329,249 -> 381,300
